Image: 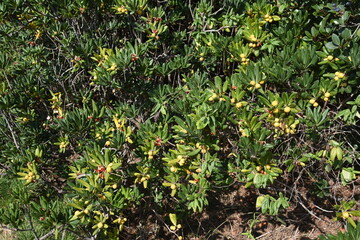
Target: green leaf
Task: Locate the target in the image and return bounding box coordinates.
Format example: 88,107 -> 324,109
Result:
68,203 -> 82,210
54,228 -> 59,239
169,213 -> 177,226
348,217 -> 357,228
331,34 -> 340,46
341,168 -> 354,184
336,147 -> 343,161
77,179 -> 90,189
214,76 -> 222,92
341,28 -> 351,40
325,42 -> 338,50
330,147 -> 337,161
196,117 -> 209,129
350,211 -> 360,217
256,196 -> 264,208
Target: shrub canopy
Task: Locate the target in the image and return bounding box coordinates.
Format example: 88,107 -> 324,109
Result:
0,0 -> 359,239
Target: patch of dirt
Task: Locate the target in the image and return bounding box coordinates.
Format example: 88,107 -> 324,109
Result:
120,177 -> 359,240
182,184 -> 344,240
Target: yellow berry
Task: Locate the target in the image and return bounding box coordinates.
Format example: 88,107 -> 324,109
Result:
255,83 -> 261,89
324,97 -> 329,101
337,72 -> 345,78
274,118 -> 280,122
327,55 -> 334,61
231,98 -> 236,104
313,102 -> 319,107
98,222 -> 104,229
170,184 -> 176,190
273,122 -> 280,128
179,159 -> 185,166
271,100 -> 278,106
250,81 -> 256,86
309,98 -> 316,104
324,92 -> 331,98
342,212 -> 350,219
284,107 -> 291,113
235,102 -> 243,108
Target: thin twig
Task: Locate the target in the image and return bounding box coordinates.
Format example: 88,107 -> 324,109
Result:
296,198 -> 323,221
205,220 -> 228,239
256,231 -> 272,239
1,111 -> 20,149
27,209 -> 40,240
312,203 -> 334,213
39,225 -> 64,240
152,210 -> 180,238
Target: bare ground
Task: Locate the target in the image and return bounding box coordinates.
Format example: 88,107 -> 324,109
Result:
122,177 -> 359,240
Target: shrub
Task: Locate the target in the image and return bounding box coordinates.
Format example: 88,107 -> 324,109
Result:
0,0 -> 359,239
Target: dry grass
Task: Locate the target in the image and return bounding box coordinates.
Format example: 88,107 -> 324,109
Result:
0,229 -> 16,240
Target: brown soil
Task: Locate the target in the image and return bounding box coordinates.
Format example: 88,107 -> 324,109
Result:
182,184 -> 343,240
121,177 -> 360,240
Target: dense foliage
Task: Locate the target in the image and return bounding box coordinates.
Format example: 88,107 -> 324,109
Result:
0,0 -> 359,239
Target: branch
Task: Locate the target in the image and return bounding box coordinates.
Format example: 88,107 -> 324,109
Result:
203,26 -> 237,33
27,209 -> 40,240
39,225 -> 64,240
0,225 -> 33,232
0,111 -> 20,149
